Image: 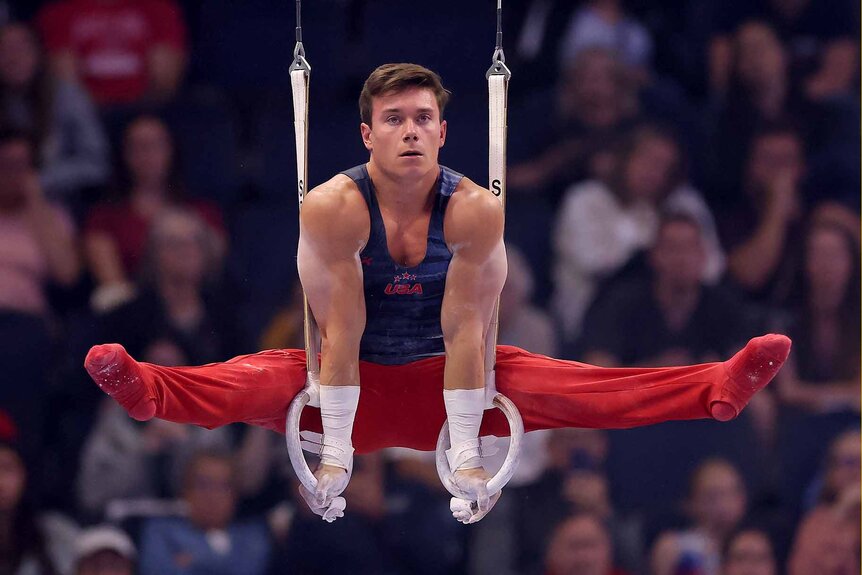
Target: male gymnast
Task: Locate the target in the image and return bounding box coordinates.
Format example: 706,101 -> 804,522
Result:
85,63 -> 791,524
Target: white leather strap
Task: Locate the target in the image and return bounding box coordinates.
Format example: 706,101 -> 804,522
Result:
445,436 -> 500,472
483,48 -> 510,374
299,431 -> 355,472
320,435 -> 355,471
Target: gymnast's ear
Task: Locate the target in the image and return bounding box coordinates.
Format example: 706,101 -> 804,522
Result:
360,123 -> 372,151
439,119 -> 447,148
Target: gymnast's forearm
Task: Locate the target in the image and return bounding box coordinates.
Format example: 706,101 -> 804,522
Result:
442,326 -> 485,391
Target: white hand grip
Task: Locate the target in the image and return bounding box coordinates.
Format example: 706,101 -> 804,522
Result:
435,392 -> 524,500
285,373 -> 353,503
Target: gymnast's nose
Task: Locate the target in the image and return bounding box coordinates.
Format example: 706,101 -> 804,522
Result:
402,120 -> 418,141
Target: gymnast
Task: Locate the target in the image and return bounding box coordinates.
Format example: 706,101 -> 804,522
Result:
84,63 -> 791,525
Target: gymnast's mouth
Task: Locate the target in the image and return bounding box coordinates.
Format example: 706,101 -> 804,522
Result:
399,150 -> 423,157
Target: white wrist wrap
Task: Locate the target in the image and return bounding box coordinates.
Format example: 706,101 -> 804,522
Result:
443,388 -> 486,471
319,385 -> 360,470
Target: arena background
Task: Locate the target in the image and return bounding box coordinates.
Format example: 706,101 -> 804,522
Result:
0,1 -> 859,574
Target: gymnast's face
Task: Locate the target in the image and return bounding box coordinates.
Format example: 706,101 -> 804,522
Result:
361,87 -> 447,180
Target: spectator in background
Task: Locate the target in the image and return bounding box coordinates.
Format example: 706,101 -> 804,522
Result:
719,124 -> 805,302
507,48 -> 638,204
803,429 -> 861,512
543,512 -> 627,575
502,0 -> 577,92
772,220 -> 860,414
100,208 -> 235,366
0,439 -> 78,575
491,429 -> 642,575
258,282 -> 306,351
651,458 -> 749,575
581,213 -> 747,368
708,21 -> 855,204
0,129 -> 79,455
76,403 -> 233,520
499,247 -> 558,357
709,0 -> 858,101
721,528 -> 776,575
73,525 -> 136,575
0,23 -> 108,202
0,129 -> 79,311
78,209 -> 243,517
278,453 -> 393,575
36,0 -> 187,108
84,115 -> 224,312
787,501 -> 859,575
138,450 -> 271,575
551,125 -> 721,342
709,22 -> 797,199
77,209 -> 241,519
559,0 -> 653,80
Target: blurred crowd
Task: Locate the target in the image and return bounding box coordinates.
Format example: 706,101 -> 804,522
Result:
0,0 -> 858,574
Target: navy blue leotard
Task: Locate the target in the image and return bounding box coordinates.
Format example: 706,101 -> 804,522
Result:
339,164 -> 463,365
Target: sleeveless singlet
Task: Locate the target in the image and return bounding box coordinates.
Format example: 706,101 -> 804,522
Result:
339,164 -> 463,365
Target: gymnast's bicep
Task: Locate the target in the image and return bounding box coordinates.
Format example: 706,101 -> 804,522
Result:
441,184 -> 507,347
297,179 -> 369,356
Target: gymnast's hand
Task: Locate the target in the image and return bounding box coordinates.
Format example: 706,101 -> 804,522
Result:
451,467 -> 501,524
298,463 -> 349,522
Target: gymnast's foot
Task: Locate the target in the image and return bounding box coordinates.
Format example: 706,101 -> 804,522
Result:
85,344 -> 156,421
711,334 -> 791,421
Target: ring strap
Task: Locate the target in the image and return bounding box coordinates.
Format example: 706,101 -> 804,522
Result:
320,435 -> 355,470
446,436 -> 500,471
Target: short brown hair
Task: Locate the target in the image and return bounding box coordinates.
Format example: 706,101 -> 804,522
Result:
359,63 -> 450,125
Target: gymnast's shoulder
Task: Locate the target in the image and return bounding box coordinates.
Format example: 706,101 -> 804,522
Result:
300,174 -> 369,242
446,176 -> 504,245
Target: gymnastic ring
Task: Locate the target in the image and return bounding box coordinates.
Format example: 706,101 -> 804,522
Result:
285,373 -> 354,495
435,392 -> 524,500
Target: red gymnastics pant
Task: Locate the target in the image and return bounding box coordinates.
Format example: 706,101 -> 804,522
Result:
84,336 -> 791,454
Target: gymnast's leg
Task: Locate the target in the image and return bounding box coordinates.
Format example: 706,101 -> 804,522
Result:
84,333 -> 791,451
485,334 -> 791,436
84,344 -> 308,432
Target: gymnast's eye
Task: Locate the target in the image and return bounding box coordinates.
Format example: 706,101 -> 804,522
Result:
386,116 -> 400,125
417,113 -> 432,124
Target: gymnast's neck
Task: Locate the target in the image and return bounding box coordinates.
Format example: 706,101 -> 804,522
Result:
365,159 -> 440,216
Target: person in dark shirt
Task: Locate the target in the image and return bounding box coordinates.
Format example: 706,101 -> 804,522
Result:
582,212 -> 748,367
709,0 -> 858,100
717,124 -> 805,303
707,21 -> 847,204
84,115 -> 225,312
101,207 -> 238,366
771,220 -> 860,413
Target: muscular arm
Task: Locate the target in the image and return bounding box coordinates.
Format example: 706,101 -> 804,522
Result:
296,176 -> 368,388
441,180 -> 507,391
